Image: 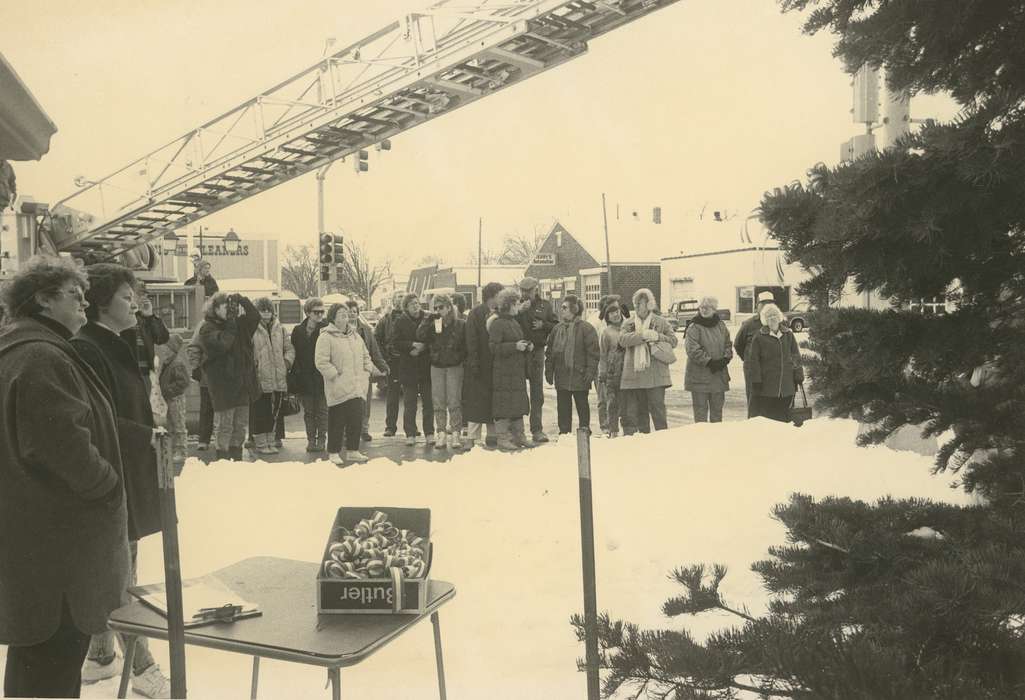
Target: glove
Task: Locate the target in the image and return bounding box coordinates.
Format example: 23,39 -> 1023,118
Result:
545,371 -> 554,385
706,358 -> 725,372
643,329 -> 659,342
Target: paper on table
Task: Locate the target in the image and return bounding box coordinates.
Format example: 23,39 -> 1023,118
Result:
132,576 -> 262,627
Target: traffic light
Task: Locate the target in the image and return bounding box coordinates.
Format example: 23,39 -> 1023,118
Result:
652,206 -> 662,225
332,234 -> 344,262
321,265 -> 330,282
319,232 -> 333,264
353,149 -> 369,173
375,139 -> 392,152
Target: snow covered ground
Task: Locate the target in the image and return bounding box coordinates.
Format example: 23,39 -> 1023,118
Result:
2,417 -> 969,699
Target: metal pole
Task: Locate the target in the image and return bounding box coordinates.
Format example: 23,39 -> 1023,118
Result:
576,428 -> 600,700
477,217 -> 482,303
156,429 -> 187,698
316,163 -> 335,298
601,194 -> 612,297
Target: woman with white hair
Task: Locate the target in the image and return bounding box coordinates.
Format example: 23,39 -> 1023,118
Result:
684,296 -> 733,423
618,288 -> 678,433
744,303 -> 804,422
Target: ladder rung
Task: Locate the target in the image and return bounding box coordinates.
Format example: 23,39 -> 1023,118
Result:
237,166 -> 277,176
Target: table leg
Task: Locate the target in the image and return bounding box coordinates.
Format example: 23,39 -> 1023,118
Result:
431,612 -> 447,700
117,635 -> 137,699
328,667 -> 341,700
250,656 -> 260,699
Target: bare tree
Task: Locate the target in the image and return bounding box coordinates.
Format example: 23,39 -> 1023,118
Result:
280,245 -> 319,299
415,254 -> 445,268
464,247 -> 500,265
497,231 -> 545,265
334,239 -> 393,306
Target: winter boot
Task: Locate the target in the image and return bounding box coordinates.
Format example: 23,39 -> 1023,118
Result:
510,419 -> 531,448
254,434 -> 275,456
494,420 -> 517,451
329,453 -> 346,466
306,437 -> 318,453
532,430 -> 550,444
229,446 -> 245,461
313,435 -> 327,453
425,434 -> 436,448
263,433 -> 280,454
215,449 -> 229,461
436,432 -> 448,449
274,437 -> 283,448
345,450 -> 369,463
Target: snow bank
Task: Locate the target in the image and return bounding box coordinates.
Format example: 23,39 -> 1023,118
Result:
122,417 -> 966,699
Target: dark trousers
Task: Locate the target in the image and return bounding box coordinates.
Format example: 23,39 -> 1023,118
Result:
327,398 -> 364,453
525,347 -> 546,434
250,391 -> 282,434
403,373 -> 434,437
384,374 -> 403,433
623,387 -> 668,434
556,389 -> 590,434
691,391 -> 726,423
751,395 -> 792,422
199,385 -> 214,443
4,597 -> 90,698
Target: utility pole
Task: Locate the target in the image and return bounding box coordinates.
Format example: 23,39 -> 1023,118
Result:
601,193 -> 612,297
477,217 -> 482,304
316,162 -> 335,297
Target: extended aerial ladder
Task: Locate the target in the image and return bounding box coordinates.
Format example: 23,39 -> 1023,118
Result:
40,0 -> 681,260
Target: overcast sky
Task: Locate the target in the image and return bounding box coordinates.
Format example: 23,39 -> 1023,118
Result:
2,0 -> 958,273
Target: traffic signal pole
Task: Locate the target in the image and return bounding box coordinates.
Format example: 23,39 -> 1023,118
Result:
316,162 -> 335,297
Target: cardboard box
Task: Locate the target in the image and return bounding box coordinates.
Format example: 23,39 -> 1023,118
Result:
316,507 -> 433,614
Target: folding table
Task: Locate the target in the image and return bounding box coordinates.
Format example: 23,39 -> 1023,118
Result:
108,556 -> 455,699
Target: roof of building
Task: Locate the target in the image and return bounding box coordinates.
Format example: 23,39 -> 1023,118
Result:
0,53 -> 58,161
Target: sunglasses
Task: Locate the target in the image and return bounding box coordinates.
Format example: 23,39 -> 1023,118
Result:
310,309 -> 325,315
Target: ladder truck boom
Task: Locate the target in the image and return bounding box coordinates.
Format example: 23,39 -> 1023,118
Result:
43,0 -> 681,260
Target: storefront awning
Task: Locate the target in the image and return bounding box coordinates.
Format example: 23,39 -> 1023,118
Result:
0,53 -> 58,161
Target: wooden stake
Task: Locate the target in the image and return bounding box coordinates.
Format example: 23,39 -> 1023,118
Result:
601,194 -> 612,297
156,430 -> 188,698
576,428 -> 600,700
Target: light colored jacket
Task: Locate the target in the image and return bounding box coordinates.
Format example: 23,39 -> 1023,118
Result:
252,319 -> 295,393
618,313 -> 677,390
315,323 -> 373,407
683,317 -> 733,393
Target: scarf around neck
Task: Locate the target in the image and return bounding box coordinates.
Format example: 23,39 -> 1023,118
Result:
554,318 -> 581,373
633,313 -> 652,372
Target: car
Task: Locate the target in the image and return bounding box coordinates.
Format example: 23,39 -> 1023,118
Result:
785,301 -> 811,332
666,299 -> 732,332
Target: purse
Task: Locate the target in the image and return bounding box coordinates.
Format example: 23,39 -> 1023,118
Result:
650,340 -> 678,365
790,384 -> 813,427
277,393 -> 302,418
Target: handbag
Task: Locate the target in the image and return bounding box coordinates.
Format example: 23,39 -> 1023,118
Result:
650,340 -> 677,365
790,384 -> 813,427
278,393 -> 302,418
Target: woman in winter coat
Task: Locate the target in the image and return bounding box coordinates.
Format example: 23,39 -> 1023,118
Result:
249,297 -> 295,455
291,298 -> 329,452
489,287 -> 532,450
463,282 -> 504,448
619,288 -> 678,433
684,296 -> 734,423
0,257 -> 130,699
745,303 -> 804,422
315,303 -> 374,465
545,294 -> 600,435
389,293 -> 434,446
417,293 -> 467,450
195,292 -> 261,460
72,263 -> 170,696
598,296 -> 632,437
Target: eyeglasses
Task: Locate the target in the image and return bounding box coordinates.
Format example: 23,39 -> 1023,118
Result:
310,309 -> 325,315
54,288 -> 86,303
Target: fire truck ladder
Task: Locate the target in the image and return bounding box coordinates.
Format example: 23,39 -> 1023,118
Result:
47,0 -> 681,259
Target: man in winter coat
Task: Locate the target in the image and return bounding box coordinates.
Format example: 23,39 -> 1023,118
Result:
184,257 -> 220,298
290,298 -> 329,452
464,282 -> 505,448
545,294 -> 600,435
0,258 -> 130,699
619,288 -> 678,433
187,322 -> 215,450
375,291 -> 407,437
346,300 -> 389,443
516,277 -> 557,443
684,296 -> 733,423
388,293 -> 434,445
120,283 -> 169,396
734,290 -> 776,417
745,303 -> 804,422
195,293 -> 261,460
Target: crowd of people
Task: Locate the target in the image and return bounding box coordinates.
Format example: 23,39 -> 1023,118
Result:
0,255 -> 805,699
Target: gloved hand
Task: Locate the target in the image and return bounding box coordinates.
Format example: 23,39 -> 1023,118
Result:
642,329 -> 659,342
545,370 -> 554,386
706,358 -> 726,372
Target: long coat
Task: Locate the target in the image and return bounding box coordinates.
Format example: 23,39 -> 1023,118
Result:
599,323 -> 627,385
619,313 -> 677,390
745,326 -> 804,398
290,317 -> 328,396
195,297 -> 261,411
387,311 -> 431,384
315,323 -> 373,407
545,319 -> 600,391
0,316 -> 130,644
252,319 -> 295,393
72,322 -> 162,541
488,315 -> 529,419
356,318 -> 389,375
684,316 -> 733,393
463,303 -> 495,423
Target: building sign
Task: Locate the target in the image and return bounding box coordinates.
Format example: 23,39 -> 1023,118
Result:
532,253 -> 556,265
161,244 -> 251,257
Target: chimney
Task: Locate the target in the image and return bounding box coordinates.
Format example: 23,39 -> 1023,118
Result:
556,230 -> 562,247
713,211 -> 722,222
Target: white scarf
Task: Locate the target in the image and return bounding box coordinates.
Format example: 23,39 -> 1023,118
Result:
633,312 -> 652,372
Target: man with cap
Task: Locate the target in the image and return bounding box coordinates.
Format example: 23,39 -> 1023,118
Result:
516,277 -> 557,443
734,290 -> 776,417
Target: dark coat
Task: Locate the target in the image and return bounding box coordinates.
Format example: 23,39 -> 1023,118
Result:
463,303 -> 494,423
516,296 -> 557,347
195,297 -> 261,411
745,326 -> 804,398
184,274 -> 220,297
0,317 -> 130,644
374,310 -> 396,358
684,315 -> 733,393
121,312 -> 170,373
489,315 -> 529,419
545,319 -> 600,391
388,310 -> 431,383
72,323 -> 162,541
356,318 -> 389,375
416,315 -> 467,368
290,317 -> 328,396
734,314 -> 764,361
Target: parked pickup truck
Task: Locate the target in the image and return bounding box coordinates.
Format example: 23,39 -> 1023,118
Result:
666,299 -> 732,332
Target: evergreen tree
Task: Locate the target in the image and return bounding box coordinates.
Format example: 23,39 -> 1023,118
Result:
575,2 -> 1025,697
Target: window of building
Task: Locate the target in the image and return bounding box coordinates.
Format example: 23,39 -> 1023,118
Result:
151,290 -> 194,331
737,286 -> 754,314
583,277 -> 601,311
908,296 -> 947,315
